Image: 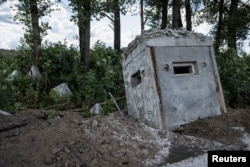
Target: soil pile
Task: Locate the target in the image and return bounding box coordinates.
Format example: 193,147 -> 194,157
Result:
0,108 -> 250,167
0,110 -> 170,167
178,108 -> 250,145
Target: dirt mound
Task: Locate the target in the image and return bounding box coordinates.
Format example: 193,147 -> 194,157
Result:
177,108 -> 250,145
0,108 -> 250,167
0,110 -> 170,167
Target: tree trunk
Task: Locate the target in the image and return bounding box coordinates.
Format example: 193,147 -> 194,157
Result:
228,0 -> 238,52
178,3 -> 183,28
172,0 -> 182,29
160,0 -> 168,29
114,0 -> 121,52
79,0 -> 91,68
214,0 -> 224,54
185,0 -> 192,31
140,0 -> 144,33
30,0 -> 41,66
84,19 -> 91,68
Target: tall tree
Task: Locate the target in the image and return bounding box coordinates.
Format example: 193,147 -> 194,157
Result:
160,0 -> 168,29
214,0 -> 225,54
100,0 -> 135,52
197,0 -> 250,53
144,0 -> 169,29
227,0 -> 239,51
172,0 -> 183,29
70,0 -> 92,68
30,0 -> 41,66
185,0 -> 192,31
113,0 -> 121,52
140,0 -> 144,33
13,0 -> 53,67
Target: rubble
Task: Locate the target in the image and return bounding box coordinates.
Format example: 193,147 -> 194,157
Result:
29,65 -> 42,79
90,103 -> 102,115
0,110 -> 11,116
5,70 -> 18,81
51,83 -> 73,98
0,108 -> 250,166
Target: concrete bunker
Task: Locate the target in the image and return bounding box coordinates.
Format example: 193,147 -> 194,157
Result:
122,29 -> 227,131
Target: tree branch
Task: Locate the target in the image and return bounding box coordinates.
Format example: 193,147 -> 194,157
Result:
239,0 -> 250,10
100,11 -> 114,23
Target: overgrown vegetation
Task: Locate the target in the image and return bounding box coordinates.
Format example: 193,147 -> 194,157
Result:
216,50 -> 250,108
1,0 -> 249,113
0,41 -> 125,115
1,41 -> 250,114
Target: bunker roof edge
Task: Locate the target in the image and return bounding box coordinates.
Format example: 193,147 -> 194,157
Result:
123,28 -> 211,58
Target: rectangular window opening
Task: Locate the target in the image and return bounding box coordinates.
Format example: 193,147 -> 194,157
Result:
173,62 -> 198,75
174,65 -> 193,74
131,71 -> 141,87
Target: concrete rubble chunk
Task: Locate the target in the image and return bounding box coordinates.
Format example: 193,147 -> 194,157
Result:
51,148 -> 61,154
90,103 -> 102,115
0,110 -> 11,116
51,83 -> 73,98
29,65 -> 42,79
91,120 -> 98,129
6,70 -> 18,81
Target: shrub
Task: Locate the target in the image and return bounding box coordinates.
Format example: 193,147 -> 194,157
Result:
40,41 -> 78,90
72,41 -> 125,114
216,49 -> 250,108
0,41 -> 126,115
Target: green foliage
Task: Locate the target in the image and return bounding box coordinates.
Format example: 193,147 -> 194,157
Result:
46,109 -> 57,119
15,45 -> 33,73
0,51 -> 30,113
41,41 -> 78,88
49,89 -> 62,103
144,0 -> 165,29
99,0 -> 136,15
0,73 -> 32,113
196,0 -> 250,52
0,52 -> 17,76
101,101 -> 116,116
81,110 -> 92,118
0,41 -> 125,115
72,41 -> 125,114
13,0 -> 56,46
216,49 -> 250,108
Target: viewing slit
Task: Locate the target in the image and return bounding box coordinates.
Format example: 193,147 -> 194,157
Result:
174,65 -> 193,74
131,70 -> 141,87
173,61 -> 198,75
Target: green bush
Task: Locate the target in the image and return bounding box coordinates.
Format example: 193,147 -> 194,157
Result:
0,73 -> 32,113
0,41 -> 126,115
40,41 -> 78,89
216,49 -> 250,108
46,109 -> 57,119
3,40 -> 250,114
72,41 -> 125,115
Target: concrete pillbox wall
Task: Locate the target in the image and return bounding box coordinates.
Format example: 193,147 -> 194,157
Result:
122,29 -> 227,131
